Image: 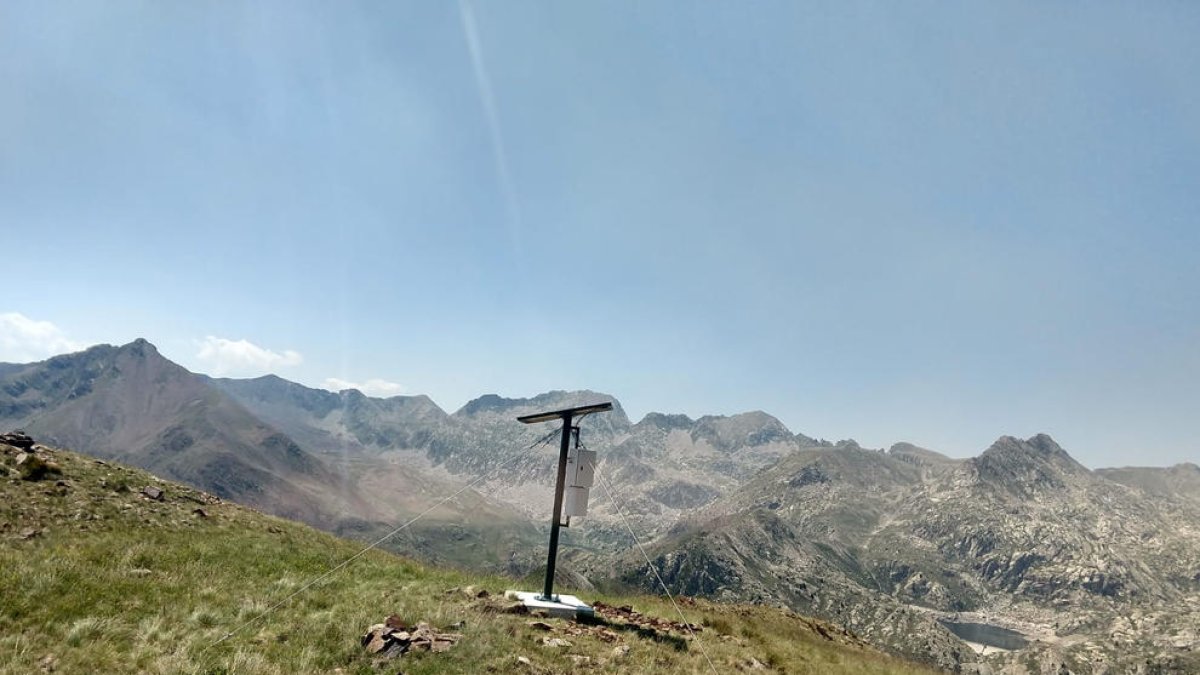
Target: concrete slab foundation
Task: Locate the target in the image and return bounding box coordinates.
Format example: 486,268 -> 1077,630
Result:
505,590 -> 595,620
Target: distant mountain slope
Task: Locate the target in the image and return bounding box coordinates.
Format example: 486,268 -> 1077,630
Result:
888,442 -> 962,468
214,373 -> 827,548
5,340 -> 817,571
1097,463 -> 1200,504
0,340 -> 337,521
0,342 -> 539,570
209,374 -> 448,454
612,435 -> 1200,672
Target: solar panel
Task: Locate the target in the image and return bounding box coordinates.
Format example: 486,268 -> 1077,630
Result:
517,402 -> 613,424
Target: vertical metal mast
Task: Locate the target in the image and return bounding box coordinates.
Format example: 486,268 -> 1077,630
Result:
518,401 -> 612,601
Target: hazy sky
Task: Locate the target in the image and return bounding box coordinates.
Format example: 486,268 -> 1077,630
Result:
3,2 -> 1198,467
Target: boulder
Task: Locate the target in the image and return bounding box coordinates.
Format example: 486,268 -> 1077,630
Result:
142,486 -> 164,501
17,453 -> 57,481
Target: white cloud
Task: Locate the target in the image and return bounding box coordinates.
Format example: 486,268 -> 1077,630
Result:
322,377 -> 407,398
195,336 -> 302,377
0,312 -> 86,362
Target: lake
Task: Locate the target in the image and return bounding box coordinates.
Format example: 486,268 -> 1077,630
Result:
939,620 -> 1030,651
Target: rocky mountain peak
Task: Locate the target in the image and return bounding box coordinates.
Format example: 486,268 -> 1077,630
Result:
635,412 -> 695,431
113,340 -> 192,380
455,393 -> 507,416
690,411 -> 795,449
123,337 -> 158,355
454,390 -> 629,426
985,434 -> 1080,465
887,442 -> 958,466
969,433 -> 1089,495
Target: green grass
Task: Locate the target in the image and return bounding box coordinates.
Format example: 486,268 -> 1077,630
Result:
0,443 -> 936,674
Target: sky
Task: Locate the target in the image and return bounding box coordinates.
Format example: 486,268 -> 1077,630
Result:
2,1 -> 1198,468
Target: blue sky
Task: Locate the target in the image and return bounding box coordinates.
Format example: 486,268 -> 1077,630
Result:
2,1 -> 1198,467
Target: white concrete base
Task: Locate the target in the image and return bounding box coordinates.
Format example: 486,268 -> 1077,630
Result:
505,590 -> 595,620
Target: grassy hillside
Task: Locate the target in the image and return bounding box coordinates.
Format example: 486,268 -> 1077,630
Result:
0,440 -> 934,674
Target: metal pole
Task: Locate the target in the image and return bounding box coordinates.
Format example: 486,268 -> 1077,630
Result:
541,413 -> 573,601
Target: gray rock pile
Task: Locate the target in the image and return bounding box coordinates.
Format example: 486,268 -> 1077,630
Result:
1,431 -> 34,450
2,433 -> 63,482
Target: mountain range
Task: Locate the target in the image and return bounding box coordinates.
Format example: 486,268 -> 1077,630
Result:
1,339 -> 1197,673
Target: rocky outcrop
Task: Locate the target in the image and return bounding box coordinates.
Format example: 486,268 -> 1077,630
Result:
614,435 -> 1200,673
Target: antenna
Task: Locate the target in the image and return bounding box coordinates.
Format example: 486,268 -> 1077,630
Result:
506,401 -> 612,616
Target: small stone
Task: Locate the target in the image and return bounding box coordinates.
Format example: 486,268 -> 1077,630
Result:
541,636 -> 572,648
192,508 -> 208,518
20,528 -> 40,540
517,656 -> 532,666
567,654 -> 591,665
612,645 -> 630,658
361,624 -> 386,648
431,639 -> 454,653
527,621 -> 554,631
746,656 -> 768,669
462,585 -> 490,598
142,486 -> 163,501
382,640 -> 409,658
365,633 -> 389,654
